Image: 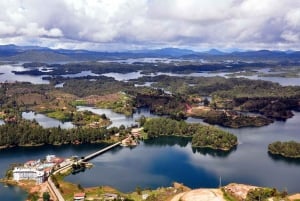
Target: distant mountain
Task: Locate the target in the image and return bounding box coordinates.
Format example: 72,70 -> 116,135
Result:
2,50 -> 73,62
148,48 -> 196,56
0,44 -> 300,62
204,49 -> 225,55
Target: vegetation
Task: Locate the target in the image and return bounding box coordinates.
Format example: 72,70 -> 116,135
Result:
246,187 -> 288,201
221,188 -> 238,201
133,75 -> 300,121
0,118 -> 127,147
42,192 -> 50,201
94,92 -> 134,116
268,141 -> 300,158
189,109 -> 273,128
143,117 -> 237,151
191,126 -> 237,151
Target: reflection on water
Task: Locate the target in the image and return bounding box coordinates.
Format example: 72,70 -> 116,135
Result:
267,152 -> 300,165
65,112 -> 300,193
143,136 -> 190,148
62,70 -> 99,78
77,106 -> 157,128
0,184 -> 27,201
102,71 -> 143,81
236,75 -> 300,86
22,111 -> 75,129
0,119 -> 4,125
191,146 -> 237,158
0,64 -> 49,84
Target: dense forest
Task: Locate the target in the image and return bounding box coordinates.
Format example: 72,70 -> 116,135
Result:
18,61 -> 272,76
0,119 -> 126,148
132,75 -> 300,120
142,117 -> 237,151
191,126 -> 238,151
189,109 -> 273,128
268,141 -> 300,158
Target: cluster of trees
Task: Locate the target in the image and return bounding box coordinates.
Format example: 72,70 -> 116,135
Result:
268,141 -> 300,158
61,78 -> 134,97
191,110 -> 273,128
142,117 -> 237,151
20,61 -> 263,78
143,117 -> 198,138
133,75 -> 300,120
0,119 -> 125,147
191,126 -> 237,151
134,92 -> 187,119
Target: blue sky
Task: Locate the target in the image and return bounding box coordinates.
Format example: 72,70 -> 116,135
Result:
0,0 -> 300,51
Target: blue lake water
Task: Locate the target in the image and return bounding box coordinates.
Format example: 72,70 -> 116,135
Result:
77,106 -> 157,128
22,111 -> 75,129
1,63 -> 300,200
0,183 -> 27,201
1,63 -> 300,86
0,64 -> 49,84
1,112 -> 300,200
64,112 -> 300,193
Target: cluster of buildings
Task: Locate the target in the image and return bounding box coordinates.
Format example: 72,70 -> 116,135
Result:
12,155 -> 70,184
121,128 -> 142,146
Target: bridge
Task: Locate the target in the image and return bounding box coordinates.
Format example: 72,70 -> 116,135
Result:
80,141 -> 122,162
47,141 -> 122,201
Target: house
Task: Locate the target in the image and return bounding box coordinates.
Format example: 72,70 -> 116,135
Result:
103,193 -> 118,200
24,159 -> 40,167
74,192 -> 85,201
13,167 -> 45,184
46,155 -> 56,162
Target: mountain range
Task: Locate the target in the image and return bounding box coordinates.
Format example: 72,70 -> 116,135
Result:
0,44 -> 299,62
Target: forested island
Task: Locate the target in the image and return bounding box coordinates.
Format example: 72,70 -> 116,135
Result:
268,141 -> 300,159
142,117 -> 237,151
0,117 -> 126,148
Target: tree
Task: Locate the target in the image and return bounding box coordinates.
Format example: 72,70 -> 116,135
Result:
136,186 -> 142,195
203,98 -> 209,106
42,192 -> 50,201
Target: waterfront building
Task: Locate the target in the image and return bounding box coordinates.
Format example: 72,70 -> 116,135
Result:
46,155 -> 56,162
74,192 -> 85,201
13,167 -> 45,184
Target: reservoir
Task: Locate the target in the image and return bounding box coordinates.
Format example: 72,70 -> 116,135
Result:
1,112 -> 300,200
1,64 -> 300,200
65,113 -> 300,193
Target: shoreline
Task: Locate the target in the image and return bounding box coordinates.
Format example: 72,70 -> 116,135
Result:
3,178 -> 300,201
268,151 -> 300,159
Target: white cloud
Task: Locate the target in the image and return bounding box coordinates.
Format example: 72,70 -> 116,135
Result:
0,0 -> 300,50
281,31 -> 299,43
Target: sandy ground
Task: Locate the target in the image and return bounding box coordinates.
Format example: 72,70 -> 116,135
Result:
171,189 -> 225,201
224,183 -> 257,201
289,193 -> 300,201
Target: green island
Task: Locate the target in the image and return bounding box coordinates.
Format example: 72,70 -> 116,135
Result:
268,141 -> 300,159
142,117 -> 237,151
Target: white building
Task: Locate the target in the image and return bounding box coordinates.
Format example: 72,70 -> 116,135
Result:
46,155 -> 56,162
13,167 -> 45,184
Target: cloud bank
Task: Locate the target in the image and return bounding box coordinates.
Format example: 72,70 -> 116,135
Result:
0,0 -> 299,51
